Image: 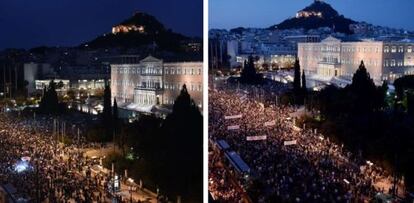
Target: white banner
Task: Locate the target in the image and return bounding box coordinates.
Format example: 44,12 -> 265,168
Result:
246,135 -> 267,141
227,125 -> 240,130
224,114 -> 242,120
292,126 -> 301,131
284,140 -> 297,146
264,120 -> 276,127
240,95 -> 247,101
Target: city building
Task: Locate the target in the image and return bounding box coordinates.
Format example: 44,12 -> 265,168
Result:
298,36 -> 414,85
23,62 -> 109,95
111,55 -> 203,115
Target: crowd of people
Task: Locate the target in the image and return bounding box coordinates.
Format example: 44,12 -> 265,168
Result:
208,81 -> 401,202
0,112 -> 136,202
208,142 -> 246,203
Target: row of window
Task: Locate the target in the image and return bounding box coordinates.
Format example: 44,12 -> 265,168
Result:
164,67 -> 202,75
302,45 -> 414,53
384,46 -> 412,53
114,67 -> 202,75
384,59 -> 404,67
342,47 -> 380,53
342,59 -> 379,66
112,80 -> 202,92
164,82 -> 202,92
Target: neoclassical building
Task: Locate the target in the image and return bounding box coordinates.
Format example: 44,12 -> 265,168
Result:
298,36 -> 414,84
111,56 -> 203,114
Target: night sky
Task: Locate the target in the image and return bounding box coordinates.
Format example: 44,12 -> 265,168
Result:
0,0 -> 203,50
210,0 -> 414,31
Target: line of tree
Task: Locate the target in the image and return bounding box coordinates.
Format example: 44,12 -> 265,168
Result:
99,84 -> 202,202
303,60 -> 414,194
293,58 -> 308,105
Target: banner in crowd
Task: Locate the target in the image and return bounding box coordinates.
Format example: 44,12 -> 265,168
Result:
224,114 -> 243,120
227,125 -> 240,130
264,120 -> 276,127
284,140 -> 297,146
292,126 -> 301,131
246,135 -> 267,141
240,95 -> 247,101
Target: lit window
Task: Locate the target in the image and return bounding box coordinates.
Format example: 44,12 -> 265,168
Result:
408,46 -> 412,53
391,46 -> 397,53
391,60 -> 396,67
399,46 -> 404,53
384,46 -> 389,53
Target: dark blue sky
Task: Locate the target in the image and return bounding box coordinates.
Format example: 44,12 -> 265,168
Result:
210,0 -> 414,31
0,0 -> 203,50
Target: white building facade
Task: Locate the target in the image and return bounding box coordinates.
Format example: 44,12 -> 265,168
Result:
298,36 -> 414,84
111,56 -> 203,114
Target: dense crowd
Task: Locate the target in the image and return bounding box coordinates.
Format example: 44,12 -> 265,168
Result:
0,112 -> 119,202
208,144 -> 246,203
208,82 -> 400,202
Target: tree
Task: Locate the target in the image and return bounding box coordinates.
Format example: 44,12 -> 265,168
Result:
102,81 -> 113,140
158,84 -> 203,201
113,98 -> 123,152
113,98 -> 119,125
302,70 -> 307,92
240,55 -> 262,84
293,58 -> 301,93
38,80 -> 60,114
348,61 -> 378,114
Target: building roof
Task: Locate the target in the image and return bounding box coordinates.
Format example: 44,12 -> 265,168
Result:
140,55 -> 162,63
321,36 -> 341,43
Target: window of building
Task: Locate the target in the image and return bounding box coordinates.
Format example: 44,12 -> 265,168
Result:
408,46 -> 412,53
384,46 -> 389,53
177,68 -> 181,75
399,46 -> 404,53
398,60 -> 403,66
391,46 -> 397,53
391,60 -> 396,67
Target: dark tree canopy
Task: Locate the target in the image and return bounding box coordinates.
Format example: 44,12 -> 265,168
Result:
348,61 -> 382,114
394,75 -> 414,100
308,61 -> 414,193
302,69 -> 307,93
158,84 -> 203,201
293,59 -> 301,93
38,80 -> 60,114
240,55 -> 263,84
102,81 -> 113,140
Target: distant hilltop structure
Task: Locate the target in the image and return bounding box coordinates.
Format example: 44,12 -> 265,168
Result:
112,11 -> 147,34
296,10 -> 322,18
112,24 -> 145,34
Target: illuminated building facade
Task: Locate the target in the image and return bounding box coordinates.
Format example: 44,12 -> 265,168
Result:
112,25 -> 145,34
111,56 -> 203,114
298,36 -> 414,83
